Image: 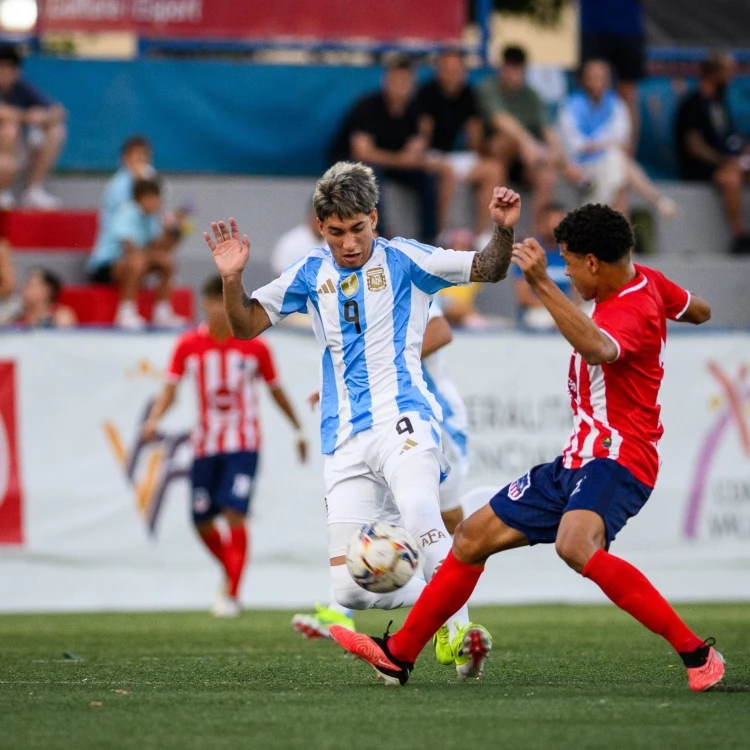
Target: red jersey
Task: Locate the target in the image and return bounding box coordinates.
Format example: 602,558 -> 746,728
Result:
166,325 -> 278,457
561,265 -> 691,488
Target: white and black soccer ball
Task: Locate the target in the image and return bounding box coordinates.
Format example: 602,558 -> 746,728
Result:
346,522 -> 420,594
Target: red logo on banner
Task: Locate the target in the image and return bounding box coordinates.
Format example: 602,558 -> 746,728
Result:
0,362 -> 24,545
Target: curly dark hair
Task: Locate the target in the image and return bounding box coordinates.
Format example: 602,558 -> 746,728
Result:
553,203 -> 634,263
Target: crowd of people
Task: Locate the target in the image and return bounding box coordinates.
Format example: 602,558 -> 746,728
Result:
0,34 -> 748,330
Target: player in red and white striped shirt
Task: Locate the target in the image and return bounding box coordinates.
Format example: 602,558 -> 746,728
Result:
143,276 -> 307,617
331,204 -> 726,693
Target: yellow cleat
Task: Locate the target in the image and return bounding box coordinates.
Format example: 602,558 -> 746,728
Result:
291,605 -> 355,640
452,623 -> 492,680
432,624 -> 454,666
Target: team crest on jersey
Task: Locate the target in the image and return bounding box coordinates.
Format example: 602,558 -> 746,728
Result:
340,273 -> 359,298
508,471 -> 532,501
366,266 -> 387,292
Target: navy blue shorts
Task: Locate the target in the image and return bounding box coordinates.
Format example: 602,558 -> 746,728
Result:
489,457 -> 652,546
190,451 -> 259,524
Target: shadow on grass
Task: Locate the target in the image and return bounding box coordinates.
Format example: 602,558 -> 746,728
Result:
713,683 -> 750,693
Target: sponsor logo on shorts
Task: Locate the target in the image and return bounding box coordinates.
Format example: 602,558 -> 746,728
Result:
419,528 -> 446,548
192,488 -> 211,514
508,471 -> 531,501
232,473 -> 253,499
570,478 -> 585,497
399,438 -> 418,455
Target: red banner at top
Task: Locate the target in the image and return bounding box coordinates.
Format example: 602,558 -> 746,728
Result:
38,0 -> 465,41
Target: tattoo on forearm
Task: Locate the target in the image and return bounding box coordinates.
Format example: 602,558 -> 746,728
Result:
471,226 -> 514,282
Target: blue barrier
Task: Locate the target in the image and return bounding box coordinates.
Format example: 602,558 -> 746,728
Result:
22,57 -> 750,178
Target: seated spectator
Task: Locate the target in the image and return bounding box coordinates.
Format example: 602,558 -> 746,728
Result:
87,179 -> 185,330
579,0 -> 645,151
477,45 -> 570,232
272,202 -> 323,276
0,237 -> 20,324
559,59 -> 676,218
329,56 -> 451,243
16,267 -> 76,328
0,45 -> 66,210
675,52 -> 750,255
513,203 -> 576,330
436,228 -> 490,329
416,49 -> 501,235
96,135 -> 155,246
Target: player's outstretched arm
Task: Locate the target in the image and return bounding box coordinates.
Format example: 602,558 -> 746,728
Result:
269,386 -> 308,463
204,218 -> 272,340
470,187 -> 521,283
142,382 -> 178,442
512,238 -> 618,366
679,294 -> 711,325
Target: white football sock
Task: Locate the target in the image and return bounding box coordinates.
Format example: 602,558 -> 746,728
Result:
389,451 -> 470,631
326,582 -> 353,618
330,563 -> 425,611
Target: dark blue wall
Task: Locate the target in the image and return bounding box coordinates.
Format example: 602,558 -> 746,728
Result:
23,57 -> 750,178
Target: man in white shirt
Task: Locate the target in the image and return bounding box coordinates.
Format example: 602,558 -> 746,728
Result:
559,59 -> 675,217
271,202 -> 324,276
204,161 -> 519,680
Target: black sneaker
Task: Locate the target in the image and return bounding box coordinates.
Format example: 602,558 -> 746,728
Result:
329,624 -> 413,686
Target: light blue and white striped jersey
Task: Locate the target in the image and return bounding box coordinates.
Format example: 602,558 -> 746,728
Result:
253,236 -> 475,454
422,301 -> 469,459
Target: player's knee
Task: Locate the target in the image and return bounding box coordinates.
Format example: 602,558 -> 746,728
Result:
452,520 -> 483,565
555,537 -> 590,573
441,506 -> 463,535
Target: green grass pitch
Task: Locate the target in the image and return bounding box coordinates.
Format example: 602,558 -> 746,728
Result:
1,604 -> 749,750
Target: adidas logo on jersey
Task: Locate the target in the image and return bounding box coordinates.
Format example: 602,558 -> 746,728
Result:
317,279 -> 336,295
399,438 -> 418,455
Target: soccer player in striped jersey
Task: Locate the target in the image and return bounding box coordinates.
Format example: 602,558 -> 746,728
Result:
291,299 -> 470,664
330,203 -> 724,692
204,162 -> 518,677
142,276 -> 307,618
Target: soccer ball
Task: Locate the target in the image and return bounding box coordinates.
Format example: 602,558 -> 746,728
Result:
346,522 -> 420,594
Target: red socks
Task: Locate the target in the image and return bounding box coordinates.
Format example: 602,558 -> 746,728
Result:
224,525 -> 248,599
199,525 -> 225,563
583,548 -> 703,654
389,551 -> 484,663
198,523 -> 249,600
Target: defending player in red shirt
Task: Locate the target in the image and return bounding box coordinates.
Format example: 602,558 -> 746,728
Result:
143,276 -> 307,617
330,203 -> 725,692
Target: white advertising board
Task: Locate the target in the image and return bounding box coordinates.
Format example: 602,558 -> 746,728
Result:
1,328 -> 749,612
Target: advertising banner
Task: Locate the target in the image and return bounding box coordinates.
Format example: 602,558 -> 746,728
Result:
38,0 -> 465,42
1,329 -> 749,612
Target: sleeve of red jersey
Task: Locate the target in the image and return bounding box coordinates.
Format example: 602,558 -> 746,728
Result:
165,334 -> 189,384
651,269 -> 691,321
256,338 -> 279,388
595,299 -> 648,361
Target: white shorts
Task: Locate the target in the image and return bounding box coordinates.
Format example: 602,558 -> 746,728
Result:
439,430 -> 469,512
324,411 -> 447,552
582,148 -> 627,205
428,150 -> 479,182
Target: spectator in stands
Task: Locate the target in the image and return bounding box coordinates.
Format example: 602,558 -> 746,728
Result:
329,56 -> 451,242
559,59 -> 676,218
513,203 -> 576,330
0,237 -> 20,324
579,0 -> 645,150
0,45 -> 66,210
96,135 -> 155,245
87,179 -> 184,330
16,267 -> 76,327
416,49 -> 501,235
436,228 -> 490,329
271,202 -> 323,276
477,45 -> 567,233
675,52 -> 750,255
